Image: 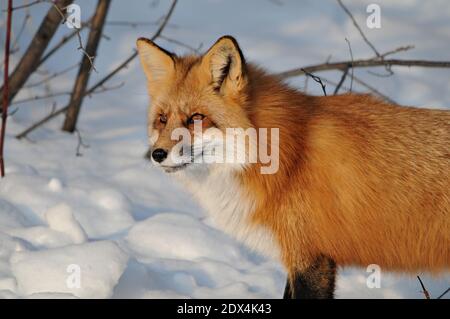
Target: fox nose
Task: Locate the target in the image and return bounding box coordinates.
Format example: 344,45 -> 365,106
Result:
152,148 -> 168,163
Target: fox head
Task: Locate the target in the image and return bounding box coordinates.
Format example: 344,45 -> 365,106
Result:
136,36 -> 258,173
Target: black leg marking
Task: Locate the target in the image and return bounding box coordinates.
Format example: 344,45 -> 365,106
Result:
283,278 -> 292,299
284,255 -> 337,299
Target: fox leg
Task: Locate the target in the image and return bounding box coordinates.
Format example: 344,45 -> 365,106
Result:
283,255 -> 337,299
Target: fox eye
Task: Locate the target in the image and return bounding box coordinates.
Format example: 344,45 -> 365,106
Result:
159,114 -> 167,124
187,113 -> 205,125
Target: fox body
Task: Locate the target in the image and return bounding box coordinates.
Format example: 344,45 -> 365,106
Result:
136,36 -> 450,298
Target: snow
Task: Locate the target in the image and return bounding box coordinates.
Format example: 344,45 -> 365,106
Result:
0,0 -> 448,299
48,178 -> 63,192
10,241 -> 128,298
45,203 -> 87,244
126,213 -> 245,264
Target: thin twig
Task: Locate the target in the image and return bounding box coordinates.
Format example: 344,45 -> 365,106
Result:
7,107 -> 19,116
417,276 -> 431,299
105,13 -> 178,30
74,128 -> 89,156
38,17 -> 92,67
150,0 -> 178,40
160,35 -> 203,53
105,20 -> 161,28
74,30 -> 97,73
8,0 -> 43,11
437,287 -> 450,299
10,91 -> 72,105
305,66 -> 397,104
89,81 -> 125,96
348,74 -> 397,104
12,80 -> 124,106
367,68 -> 394,78
46,0 -> 97,72
333,67 -> 349,95
345,38 -> 354,92
24,63 -> 79,88
337,0 -> 380,57
47,0 -> 68,25
301,68 -> 327,96
379,45 -> 415,59
11,13 -> 31,54
320,77 -> 359,93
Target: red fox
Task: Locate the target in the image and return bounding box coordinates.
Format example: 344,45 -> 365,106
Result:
136,35 -> 450,299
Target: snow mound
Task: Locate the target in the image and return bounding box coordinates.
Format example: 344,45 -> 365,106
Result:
45,203 -> 87,244
10,241 -> 128,298
48,178 -> 63,192
5,204 -> 87,249
0,199 -> 28,230
68,181 -> 136,238
0,232 -> 30,259
126,213 -> 245,264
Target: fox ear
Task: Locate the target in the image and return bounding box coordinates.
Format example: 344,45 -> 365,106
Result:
136,38 -> 175,95
201,36 -> 247,94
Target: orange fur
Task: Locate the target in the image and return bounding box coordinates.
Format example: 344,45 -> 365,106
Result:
243,78 -> 450,274
137,36 -> 450,278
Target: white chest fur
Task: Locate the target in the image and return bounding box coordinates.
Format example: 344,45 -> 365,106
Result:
175,165 -> 280,259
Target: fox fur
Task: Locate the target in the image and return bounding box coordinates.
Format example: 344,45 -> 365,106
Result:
136,35 -> 450,298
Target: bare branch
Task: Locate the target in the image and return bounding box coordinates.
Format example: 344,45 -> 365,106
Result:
38,18 -> 92,67
75,128 -> 89,156
437,287 -> 450,299
0,0 -> 74,104
417,276 -> 431,299
10,91 -> 72,105
105,20 -> 164,28
301,68 -> 327,96
0,0 -> 13,177
10,13 -> 31,54
348,74 -> 397,104
74,30 -> 97,73
12,80 -> 122,106
367,68 -> 394,78
323,73 -> 397,104
89,81 -> 125,95
9,0 -> 43,11
46,0 -> 68,24
345,38 -> 354,91
277,58 -> 450,79
106,20 -> 157,26
24,63 -> 79,88
62,0 -> 111,132
160,35 -> 203,53
379,45 -> 415,58
151,0 -> 178,40
16,0 -> 179,139
318,76 -> 361,95
336,0 -> 380,57
333,67 -> 349,95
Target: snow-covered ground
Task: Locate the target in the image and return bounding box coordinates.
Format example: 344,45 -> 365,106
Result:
0,0 -> 449,298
